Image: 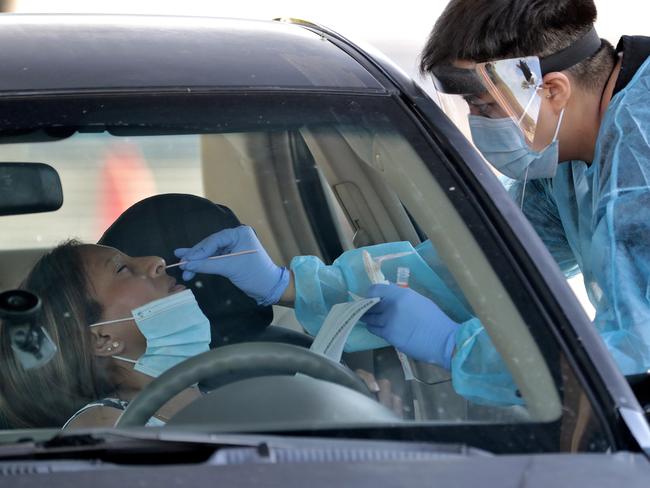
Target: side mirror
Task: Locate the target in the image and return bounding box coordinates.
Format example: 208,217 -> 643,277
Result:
0,289 -> 57,370
0,163 -> 63,216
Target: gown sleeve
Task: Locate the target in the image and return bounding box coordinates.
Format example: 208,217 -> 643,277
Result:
290,241 -> 473,353
505,177 -> 580,277
587,71 -> 650,374
290,167 -> 586,405
291,240 -> 524,405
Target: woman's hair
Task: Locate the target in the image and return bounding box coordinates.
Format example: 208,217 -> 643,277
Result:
0,240 -> 115,428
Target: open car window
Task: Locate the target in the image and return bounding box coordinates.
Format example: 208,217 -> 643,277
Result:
0,92 -> 611,453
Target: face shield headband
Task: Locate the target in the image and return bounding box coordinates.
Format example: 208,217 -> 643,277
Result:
430,27 -> 602,144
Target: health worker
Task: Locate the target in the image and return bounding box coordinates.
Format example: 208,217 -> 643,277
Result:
177,0 -> 650,405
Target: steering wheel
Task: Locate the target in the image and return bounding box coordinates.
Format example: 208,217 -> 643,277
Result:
116,342 -> 371,427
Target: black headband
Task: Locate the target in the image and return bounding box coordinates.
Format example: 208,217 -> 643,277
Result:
431,26 -> 602,94
539,26 -> 602,75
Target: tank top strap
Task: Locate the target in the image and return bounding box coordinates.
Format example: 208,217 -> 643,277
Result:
62,398 -> 129,429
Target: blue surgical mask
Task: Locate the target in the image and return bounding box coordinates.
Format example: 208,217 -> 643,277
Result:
89,289 -> 211,378
468,109 -> 565,180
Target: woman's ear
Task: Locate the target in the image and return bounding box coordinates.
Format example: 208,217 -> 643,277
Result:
89,327 -> 125,357
542,71 -> 572,112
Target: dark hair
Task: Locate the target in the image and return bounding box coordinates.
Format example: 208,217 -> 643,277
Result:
420,0 -> 617,91
0,240 -> 115,428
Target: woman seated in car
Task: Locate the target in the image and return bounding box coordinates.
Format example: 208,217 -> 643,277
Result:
0,240 -> 207,428
0,239 -> 395,429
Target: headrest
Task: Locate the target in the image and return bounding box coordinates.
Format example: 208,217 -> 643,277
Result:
98,193 -> 273,346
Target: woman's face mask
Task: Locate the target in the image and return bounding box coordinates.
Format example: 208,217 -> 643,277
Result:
89,289 -> 211,378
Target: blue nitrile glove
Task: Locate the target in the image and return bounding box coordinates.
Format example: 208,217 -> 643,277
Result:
174,226 -> 289,306
362,284 -> 458,369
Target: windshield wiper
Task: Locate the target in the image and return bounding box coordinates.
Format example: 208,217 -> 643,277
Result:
0,429 -> 490,464
0,430 -> 226,463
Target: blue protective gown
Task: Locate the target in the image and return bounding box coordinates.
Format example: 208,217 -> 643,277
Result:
291,55 -> 650,406
512,56 -> 650,375
291,241 -> 478,351
291,240 -> 516,405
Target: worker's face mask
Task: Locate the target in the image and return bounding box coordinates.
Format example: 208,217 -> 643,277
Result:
468,108 -> 565,180
89,289 -> 211,378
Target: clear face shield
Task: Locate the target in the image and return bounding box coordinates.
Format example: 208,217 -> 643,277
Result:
428,27 -> 602,183
432,56 -> 544,144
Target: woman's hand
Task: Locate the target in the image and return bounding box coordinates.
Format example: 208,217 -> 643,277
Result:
174,226 -> 289,306
356,369 -> 403,417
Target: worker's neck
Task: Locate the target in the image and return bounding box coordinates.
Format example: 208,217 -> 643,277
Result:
560,57 -> 622,164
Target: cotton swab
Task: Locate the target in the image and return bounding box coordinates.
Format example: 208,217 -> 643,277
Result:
165,249 -> 257,269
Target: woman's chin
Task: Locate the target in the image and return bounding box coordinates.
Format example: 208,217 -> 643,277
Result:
169,283 -> 187,294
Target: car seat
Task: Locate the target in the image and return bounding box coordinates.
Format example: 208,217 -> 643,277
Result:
98,193 -> 312,349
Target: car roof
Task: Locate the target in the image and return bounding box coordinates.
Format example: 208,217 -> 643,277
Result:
0,14 -> 385,94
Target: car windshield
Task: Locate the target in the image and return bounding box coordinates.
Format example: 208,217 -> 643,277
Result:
0,90 -> 611,453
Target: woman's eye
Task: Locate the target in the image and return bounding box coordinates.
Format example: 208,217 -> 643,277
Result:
117,265 -> 128,274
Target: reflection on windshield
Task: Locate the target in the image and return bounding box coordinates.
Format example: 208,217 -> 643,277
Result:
0,94 -> 606,456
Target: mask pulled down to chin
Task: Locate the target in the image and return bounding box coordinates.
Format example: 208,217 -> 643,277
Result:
89,289 -> 211,378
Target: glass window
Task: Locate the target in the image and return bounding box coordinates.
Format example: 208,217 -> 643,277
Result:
0,134 -> 202,250
0,92 -> 609,453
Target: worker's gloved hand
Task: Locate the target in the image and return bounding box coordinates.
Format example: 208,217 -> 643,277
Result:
174,226 -> 289,306
362,284 -> 458,369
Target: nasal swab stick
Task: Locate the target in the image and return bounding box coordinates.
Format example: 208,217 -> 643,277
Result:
165,249 -> 257,269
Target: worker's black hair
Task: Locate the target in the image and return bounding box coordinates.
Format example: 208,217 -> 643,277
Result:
420,0 -> 617,91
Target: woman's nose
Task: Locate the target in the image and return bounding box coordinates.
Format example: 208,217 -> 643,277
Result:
137,256 -> 166,277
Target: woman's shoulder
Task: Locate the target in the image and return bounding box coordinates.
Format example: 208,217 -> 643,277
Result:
62,398 -> 128,429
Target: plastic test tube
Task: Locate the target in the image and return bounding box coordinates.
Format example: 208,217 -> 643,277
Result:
396,267 -> 410,288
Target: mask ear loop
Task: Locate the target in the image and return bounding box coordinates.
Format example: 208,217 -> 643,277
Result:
516,84 -> 545,209
517,83 -> 543,126
552,108 -> 565,142
112,355 -> 137,365
520,167 -> 529,210
88,317 -> 140,365
88,317 -> 133,327
520,105 -> 565,210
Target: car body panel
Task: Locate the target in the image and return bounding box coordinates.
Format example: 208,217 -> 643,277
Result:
0,451 -> 649,487
0,15 -> 383,94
